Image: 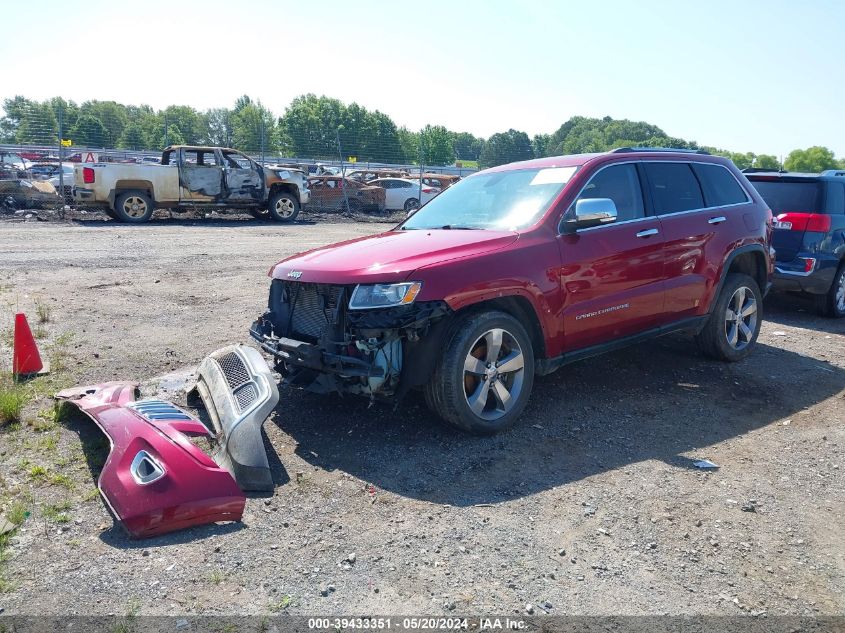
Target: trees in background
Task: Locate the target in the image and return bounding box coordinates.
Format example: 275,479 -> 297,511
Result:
784,146 -> 842,172
479,129 -> 534,168
1,95 -> 842,170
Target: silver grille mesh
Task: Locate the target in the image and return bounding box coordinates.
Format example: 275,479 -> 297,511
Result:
214,352 -> 258,412
234,384 -> 258,411
216,352 -> 249,390
288,283 -> 341,340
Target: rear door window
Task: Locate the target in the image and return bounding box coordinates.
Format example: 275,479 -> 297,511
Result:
644,162 -> 705,214
748,180 -> 823,213
691,163 -> 749,207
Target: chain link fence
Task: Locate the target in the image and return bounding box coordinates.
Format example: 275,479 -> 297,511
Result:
0,96 -> 480,213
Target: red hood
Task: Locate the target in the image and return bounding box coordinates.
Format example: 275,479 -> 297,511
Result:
271,229 -> 519,284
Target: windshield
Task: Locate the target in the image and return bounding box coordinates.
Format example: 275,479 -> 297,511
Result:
401,166 -> 578,230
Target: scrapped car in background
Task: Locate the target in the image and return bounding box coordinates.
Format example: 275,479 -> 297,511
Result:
367,177 -> 440,211
305,176 -> 386,213
419,173 -> 460,190
0,178 -> 61,209
72,145 -> 310,223
347,169 -> 410,183
252,148 -> 773,435
57,345 -> 279,537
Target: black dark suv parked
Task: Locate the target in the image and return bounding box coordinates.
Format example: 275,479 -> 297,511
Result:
745,169 -> 845,317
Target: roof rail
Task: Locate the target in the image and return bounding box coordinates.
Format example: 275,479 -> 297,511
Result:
820,169 -> 845,177
610,147 -> 711,155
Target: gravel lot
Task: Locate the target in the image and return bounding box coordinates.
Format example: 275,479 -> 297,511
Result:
0,212 -> 842,618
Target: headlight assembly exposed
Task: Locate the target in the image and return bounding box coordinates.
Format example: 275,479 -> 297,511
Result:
348,282 -> 422,309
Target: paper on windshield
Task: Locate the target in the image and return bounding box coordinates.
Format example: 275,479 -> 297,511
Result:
530,166 -> 577,186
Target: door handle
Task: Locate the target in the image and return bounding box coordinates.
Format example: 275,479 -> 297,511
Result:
708,216 -> 727,224
636,228 -> 659,238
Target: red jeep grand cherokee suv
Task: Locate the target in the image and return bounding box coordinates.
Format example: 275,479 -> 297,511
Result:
251,148 -> 774,434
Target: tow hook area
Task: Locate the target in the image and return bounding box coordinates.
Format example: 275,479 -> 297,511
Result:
188,345 -> 280,492
55,382 -> 246,539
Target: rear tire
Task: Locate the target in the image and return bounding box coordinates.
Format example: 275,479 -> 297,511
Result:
346,198 -> 362,213
113,190 -> 154,223
267,190 -> 300,222
696,273 -> 762,362
814,263 -> 845,318
425,311 -> 534,435
404,197 -> 420,212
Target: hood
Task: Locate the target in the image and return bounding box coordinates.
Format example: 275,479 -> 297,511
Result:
271,229 -> 518,284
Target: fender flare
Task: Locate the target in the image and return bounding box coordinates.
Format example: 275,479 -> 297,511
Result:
709,243 -> 771,316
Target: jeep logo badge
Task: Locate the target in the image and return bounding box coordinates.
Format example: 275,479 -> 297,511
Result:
286,270 -> 303,279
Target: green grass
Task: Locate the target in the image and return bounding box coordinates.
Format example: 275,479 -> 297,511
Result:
0,376 -> 30,427
27,464 -> 48,482
43,500 -> 72,523
209,569 -> 226,585
5,500 -> 29,526
269,595 -> 293,612
82,487 -> 100,502
34,298 -> 51,324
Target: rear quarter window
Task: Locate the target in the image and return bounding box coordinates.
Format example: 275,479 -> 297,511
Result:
748,180 -> 823,213
691,163 -> 749,207
825,182 -> 844,214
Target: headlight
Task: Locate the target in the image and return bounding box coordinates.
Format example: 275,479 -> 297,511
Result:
348,282 -> 422,310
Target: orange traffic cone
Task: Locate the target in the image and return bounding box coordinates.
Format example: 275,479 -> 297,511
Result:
13,313 -> 48,377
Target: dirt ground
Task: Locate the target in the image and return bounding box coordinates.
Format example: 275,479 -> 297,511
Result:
0,212 -> 842,618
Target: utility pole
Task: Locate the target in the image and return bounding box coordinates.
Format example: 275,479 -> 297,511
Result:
57,108 -> 64,211
336,128 -> 350,214
260,115 -> 265,166
163,113 -> 168,148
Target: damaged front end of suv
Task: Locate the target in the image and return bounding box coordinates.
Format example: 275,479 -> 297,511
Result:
250,277 -> 451,400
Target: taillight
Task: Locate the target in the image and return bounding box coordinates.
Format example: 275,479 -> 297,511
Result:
422,188 -> 435,194
774,212 -> 831,232
82,167 -> 95,184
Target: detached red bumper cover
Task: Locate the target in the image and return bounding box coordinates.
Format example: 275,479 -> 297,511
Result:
56,382 -> 246,538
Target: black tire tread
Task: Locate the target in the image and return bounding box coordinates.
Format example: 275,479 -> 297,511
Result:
696,272 -> 762,362
424,310 -> 534,435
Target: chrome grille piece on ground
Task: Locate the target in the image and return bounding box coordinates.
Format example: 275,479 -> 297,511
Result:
189,344 -> 279,491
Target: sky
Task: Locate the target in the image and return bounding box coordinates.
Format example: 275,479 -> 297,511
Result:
1,0 -> 843,158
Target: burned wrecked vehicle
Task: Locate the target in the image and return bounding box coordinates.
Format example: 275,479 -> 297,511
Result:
0,152 -> 61,209
72,145 -> 310,223
57,345 -> 279,538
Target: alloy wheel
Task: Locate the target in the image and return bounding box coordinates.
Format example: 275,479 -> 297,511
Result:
275,197 -> 295,218
835,271 -> 845,313
724,286 -> 757,350
123,196 -> 148,219
462,328 -> 525,421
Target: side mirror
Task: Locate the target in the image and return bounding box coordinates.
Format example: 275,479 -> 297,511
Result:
563,198 -> 618,232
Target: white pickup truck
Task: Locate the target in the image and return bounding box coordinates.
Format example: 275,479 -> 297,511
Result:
73,145 -> 310,223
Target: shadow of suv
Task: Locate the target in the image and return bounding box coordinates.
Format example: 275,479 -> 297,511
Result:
745,169 -> 845,317
252,148 -> 774,434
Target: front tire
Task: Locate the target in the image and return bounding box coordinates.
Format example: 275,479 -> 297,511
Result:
425,311 -> 535,435
814,263 -> 845,318
696,273 -> 762,361
267,190 -> 300,222
113,190 -> 154,223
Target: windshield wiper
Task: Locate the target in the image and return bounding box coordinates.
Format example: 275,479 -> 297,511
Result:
438,225 -> 478,230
